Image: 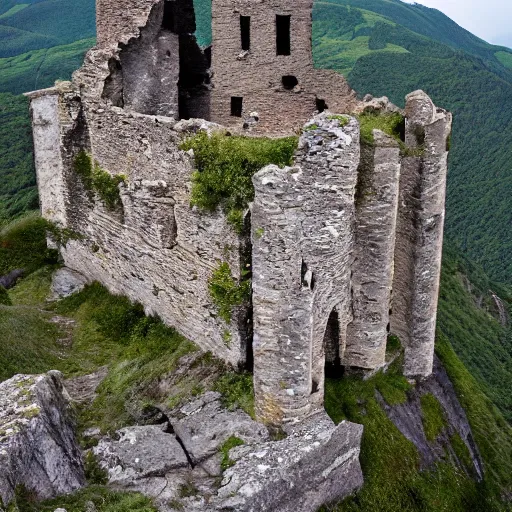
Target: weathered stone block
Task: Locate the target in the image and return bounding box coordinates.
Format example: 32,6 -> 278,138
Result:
0,372 -> 85,509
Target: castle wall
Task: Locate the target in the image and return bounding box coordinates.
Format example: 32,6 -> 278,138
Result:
210,0 -> 358,134
27,84 -> 251,369
344,131 -> 401,370
251,114 -> 360,425
391,91 -> 452,377
29,91 -> 68,227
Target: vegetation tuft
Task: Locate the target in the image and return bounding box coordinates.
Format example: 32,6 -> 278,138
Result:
181,131 -> 297,232
357,111 -> 405,146
0,212 -> 58,275
213,371 -> 255,418
420,393 -> 446,441
10,485 -> 157,512
208,261 -> 251,324
74,151 -> 126,211
219,436 -> 245,470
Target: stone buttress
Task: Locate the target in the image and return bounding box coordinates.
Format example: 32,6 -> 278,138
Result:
391,91 -> 452,378
344,130 -> 401,370
251,114 -> 360,425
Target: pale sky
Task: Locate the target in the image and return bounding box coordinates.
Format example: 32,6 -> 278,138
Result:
403,0 -> 512,48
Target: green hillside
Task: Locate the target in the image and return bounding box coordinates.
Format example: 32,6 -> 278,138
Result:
311,1 -> 512,285
0,0 -> 95,56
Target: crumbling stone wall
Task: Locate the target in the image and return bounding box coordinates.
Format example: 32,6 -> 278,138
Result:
28,82 -> 251,368
344,131 -> 401,370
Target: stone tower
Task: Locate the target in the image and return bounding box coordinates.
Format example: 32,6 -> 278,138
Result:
210,0 -> 357,133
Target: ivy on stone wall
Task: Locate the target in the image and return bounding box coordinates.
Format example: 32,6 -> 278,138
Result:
74,151 -> 126,211
208,261 -> 251,324
181,131 -> 298,233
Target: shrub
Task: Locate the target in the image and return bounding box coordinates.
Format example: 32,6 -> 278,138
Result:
219,436 -> 245,470
181,131 -> 297,232
208,261 -> 251,324
0,286 -> 11,306
74,151 -> 125,210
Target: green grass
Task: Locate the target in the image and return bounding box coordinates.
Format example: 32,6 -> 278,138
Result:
322,355 -> 510,511
0,212 -> 58,275
11,486 -> 157,512
436,334 -> 512,504
495,51 -> 512,70
208,261 -> 251,324
213,371 -> 255,418
420,393 -> 446,442
219,436 -> 245,470
181,131 -> 297,232
0,304 -> 63,381
0,5 -> 29,20
357,111 -> 405,145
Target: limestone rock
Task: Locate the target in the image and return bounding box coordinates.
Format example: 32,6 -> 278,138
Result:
210,413 -> 364,512
169,392 -> 270,465
93,425 -> 190,485
0,372 -> 85,509
50,267 -> 89,300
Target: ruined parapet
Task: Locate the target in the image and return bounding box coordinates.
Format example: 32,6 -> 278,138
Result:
251,114 -> 360,425
96,0 -> 161,47
344,130 -> 401,370
391,91 -> 452,378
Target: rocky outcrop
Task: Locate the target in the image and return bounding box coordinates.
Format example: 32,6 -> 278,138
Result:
92,393 -> 363,512
210,413 -> 363,512
0,269 -> 24,290
378,356 -> 484,478
0,372 -> 85,509
50,267 -> 89,300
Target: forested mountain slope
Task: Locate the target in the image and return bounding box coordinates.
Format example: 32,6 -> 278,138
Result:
311,0 -> 512,285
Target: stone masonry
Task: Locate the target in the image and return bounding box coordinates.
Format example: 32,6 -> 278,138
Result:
27,0 -> 451,429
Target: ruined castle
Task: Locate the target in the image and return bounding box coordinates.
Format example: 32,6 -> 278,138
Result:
26,0 -> 452,428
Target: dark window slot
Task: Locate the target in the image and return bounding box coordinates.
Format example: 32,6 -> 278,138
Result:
276,15 -> 291,56
162,1 -> 176,31
240,16 -> 251,51
231,96 -> 243,117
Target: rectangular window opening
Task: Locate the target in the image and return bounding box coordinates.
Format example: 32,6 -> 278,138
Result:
276,15 -> 291,56
231,96 -> 243,117
240,16 -> 251,51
